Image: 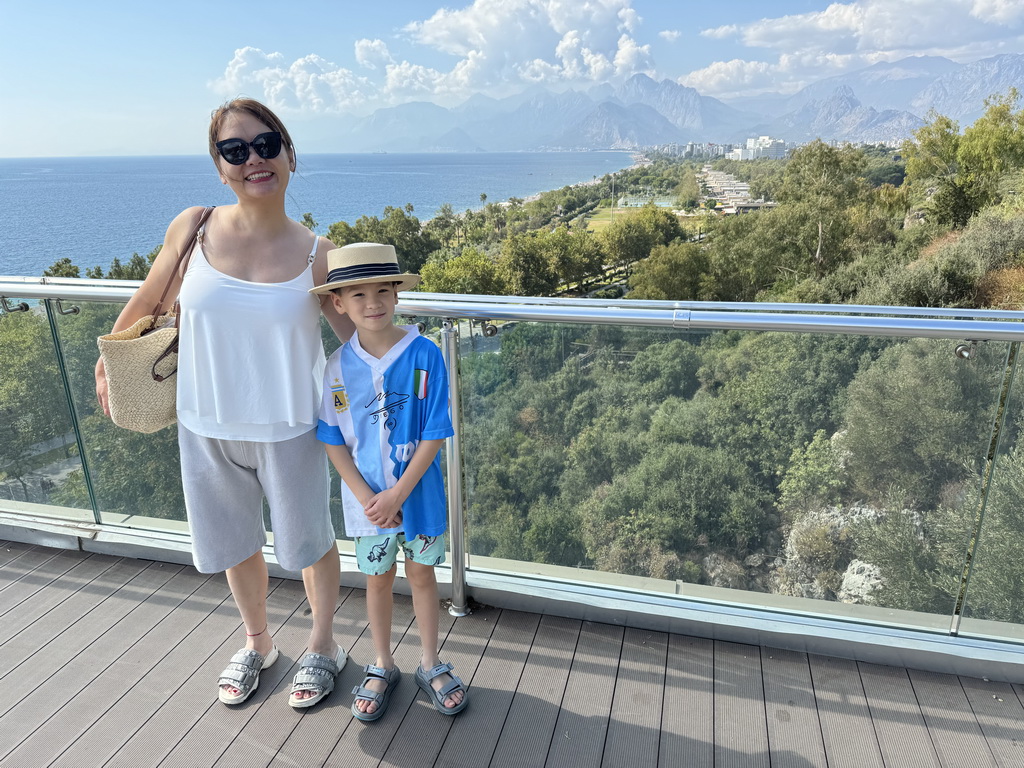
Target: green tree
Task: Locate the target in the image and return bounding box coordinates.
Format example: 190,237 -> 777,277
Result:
419,247 -> 505,295
778,140 -> 866,278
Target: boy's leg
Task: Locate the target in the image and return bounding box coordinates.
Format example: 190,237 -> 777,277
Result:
405,559 -> 464,710
356,566 -> 398,716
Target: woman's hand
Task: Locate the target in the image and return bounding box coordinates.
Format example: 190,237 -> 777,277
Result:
95,357 -> 110,417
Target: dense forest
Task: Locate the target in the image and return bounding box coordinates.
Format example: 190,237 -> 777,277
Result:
3,90 -> 1024,628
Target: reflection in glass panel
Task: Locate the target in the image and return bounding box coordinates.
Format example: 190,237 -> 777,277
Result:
959,341 -> 1024,637
0,299 -> 89,518
55,300 -> 186,526
460,320 -> 1009,626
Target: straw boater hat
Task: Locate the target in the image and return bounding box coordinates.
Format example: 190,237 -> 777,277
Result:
309,242 -> 421,295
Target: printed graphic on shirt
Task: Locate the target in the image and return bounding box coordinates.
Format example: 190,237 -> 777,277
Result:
367,390 -> 409,431
414,369 -> 428,400
331,379 -> 349,414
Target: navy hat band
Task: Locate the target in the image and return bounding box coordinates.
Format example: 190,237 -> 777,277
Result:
326,262 -> 401,284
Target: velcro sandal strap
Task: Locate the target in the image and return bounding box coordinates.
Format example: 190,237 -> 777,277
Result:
422,662 -> 454,680
435,677 -> 465,698
297,652 -> 340,676
363,664 -> 391,680
218,649 -> 264,690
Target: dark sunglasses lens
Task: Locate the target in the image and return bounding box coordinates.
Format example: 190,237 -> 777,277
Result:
218,140 -> 248,165
252,133 -> 282,159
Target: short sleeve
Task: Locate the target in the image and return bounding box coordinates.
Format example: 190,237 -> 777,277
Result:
420,344 -> 454,441
316,351 -> 347,445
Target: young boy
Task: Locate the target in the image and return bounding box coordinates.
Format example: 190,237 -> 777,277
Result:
310,242 -> 468,721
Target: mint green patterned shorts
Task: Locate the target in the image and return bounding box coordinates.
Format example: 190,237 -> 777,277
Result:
354,532 -> 446,575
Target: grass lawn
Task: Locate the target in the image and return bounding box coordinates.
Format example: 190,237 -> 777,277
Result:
585,207 -> 635,232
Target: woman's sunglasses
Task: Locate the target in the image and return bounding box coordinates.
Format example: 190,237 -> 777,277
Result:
215,131 -> 283,165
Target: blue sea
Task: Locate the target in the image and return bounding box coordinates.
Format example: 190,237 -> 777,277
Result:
0,152 -> 630,277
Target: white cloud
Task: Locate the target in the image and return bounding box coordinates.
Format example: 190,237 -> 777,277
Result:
689,0 -> 1024,97
658,30 -> 680,42
210,47 -> 373,112
354,39 -> 394,71
679,59 -> 780,98
612,33 -> 652,75
701,24 -> 739,40
403,0 -> 649,89
971,0 -> 1024,25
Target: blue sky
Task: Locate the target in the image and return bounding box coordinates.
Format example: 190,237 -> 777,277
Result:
4,0 -> 1023,157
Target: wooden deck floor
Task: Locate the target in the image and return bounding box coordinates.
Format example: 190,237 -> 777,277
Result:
2,541 -> 1023,768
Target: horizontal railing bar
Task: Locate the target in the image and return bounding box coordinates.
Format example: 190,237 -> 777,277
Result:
414,291 -> 1024,321
5,276 -> 1024,341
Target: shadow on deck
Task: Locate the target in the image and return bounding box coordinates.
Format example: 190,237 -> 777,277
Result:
2,541 -> 1023,768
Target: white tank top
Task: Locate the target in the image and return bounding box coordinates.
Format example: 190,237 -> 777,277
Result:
176,229 -> 326,442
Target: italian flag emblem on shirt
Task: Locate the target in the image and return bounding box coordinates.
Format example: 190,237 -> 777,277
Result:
414,369 -> 428,400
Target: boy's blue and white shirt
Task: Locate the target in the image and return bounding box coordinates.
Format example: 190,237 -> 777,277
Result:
317,325 -> 453,540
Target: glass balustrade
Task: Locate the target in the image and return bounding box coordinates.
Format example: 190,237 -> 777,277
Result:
457,319 -> 1013,632
957,340 -> 1024,642
0,298 -> 89,521
3,277 -> 1024,649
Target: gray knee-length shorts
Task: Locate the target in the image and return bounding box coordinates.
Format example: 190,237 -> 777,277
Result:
177,424 -> 335,574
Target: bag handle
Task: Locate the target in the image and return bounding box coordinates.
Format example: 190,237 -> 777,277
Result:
149,206 -> 215,321
147,206 -> 214,383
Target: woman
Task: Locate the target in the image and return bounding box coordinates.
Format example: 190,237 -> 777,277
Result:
96,99 -> 354,708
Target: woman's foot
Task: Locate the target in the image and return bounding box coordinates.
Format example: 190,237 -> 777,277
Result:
220,631 -> 274,699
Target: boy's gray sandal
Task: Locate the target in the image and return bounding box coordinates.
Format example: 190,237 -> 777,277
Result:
289,646 -> 348,709
415,661 -> 469,715
351,664 -> 401,722
218,646 -> 279,705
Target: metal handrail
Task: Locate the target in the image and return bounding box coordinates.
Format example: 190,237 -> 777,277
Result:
5,276 -> 1024,342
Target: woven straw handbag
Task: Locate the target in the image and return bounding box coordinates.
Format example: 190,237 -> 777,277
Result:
97,207 -> 214,433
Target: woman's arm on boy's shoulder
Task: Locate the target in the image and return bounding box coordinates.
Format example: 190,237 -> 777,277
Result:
312,237 -> 355,342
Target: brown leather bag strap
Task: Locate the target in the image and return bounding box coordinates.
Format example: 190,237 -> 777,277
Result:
149,206 -> 215,319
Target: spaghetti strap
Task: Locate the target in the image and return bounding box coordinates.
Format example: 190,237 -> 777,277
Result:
307,232 -> 318,265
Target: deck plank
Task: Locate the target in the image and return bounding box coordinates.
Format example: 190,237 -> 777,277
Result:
907,668 -> 997,768
858,662 -> 941,768
958,676 -> 1024,768
0,552 -> 117,645
761,647 -> 827,768
601,627 -> 666,768
488,614 -> 580,768
265,587 -> 373,768
808,654 -> 884,768
0,544 -> 62,590
658,634 -> 713,768
714,641 -> 769,768
434,609 -> 541,768
544,621 -> 624,768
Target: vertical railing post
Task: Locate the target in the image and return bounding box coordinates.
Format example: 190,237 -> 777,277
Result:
951,341 -> 1019,634
440,319 -> 469,616
44,298 -> 101,523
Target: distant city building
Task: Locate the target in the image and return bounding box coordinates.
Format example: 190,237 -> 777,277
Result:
727,135 -> 787,161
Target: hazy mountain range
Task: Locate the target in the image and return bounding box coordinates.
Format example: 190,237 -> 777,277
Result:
327,54 -> 1024,152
